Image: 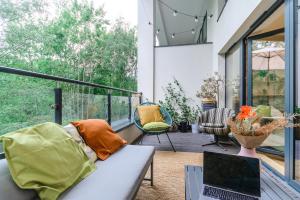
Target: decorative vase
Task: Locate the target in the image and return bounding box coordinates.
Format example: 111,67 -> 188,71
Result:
201,98 -> 216,111
191,124 -> 199,134
233,133 -> 270,158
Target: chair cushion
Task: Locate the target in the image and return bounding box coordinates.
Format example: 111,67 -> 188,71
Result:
255,105 -> 271,117
143,122 -> 170,132
137,105 -> 164,126
64,124 -> 97,162
202,123 -> 224,128
72,119 -> 127,160
59,145 -> 155,200
0,122 -> 96,200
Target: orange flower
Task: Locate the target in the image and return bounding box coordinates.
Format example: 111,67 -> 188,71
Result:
237,106 -> 256,120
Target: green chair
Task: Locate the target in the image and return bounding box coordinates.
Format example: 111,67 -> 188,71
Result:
134,102 -> 176,152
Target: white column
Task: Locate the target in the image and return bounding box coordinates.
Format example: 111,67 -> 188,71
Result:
137,0 -> 155,102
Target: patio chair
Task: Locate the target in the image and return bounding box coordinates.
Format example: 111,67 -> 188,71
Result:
199,108 -> 235,151
134,102 -> 176,152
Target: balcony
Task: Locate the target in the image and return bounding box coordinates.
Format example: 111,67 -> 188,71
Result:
0,0 -> 300,199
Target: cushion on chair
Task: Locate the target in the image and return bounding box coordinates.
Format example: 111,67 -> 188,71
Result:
0,122 -> 96,200
137,105 -> 164,126
72,119 -> 127,160
143,122 -> 170,131
255,105 -> 271,117
202,123 -> 224,128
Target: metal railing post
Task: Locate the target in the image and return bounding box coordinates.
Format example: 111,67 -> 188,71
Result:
128,95 -> 132,121
54,88 -> 62,124
107,90 -> 112,125
139,93 -> 143,105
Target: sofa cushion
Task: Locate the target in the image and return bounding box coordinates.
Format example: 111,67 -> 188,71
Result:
59,145 -> 155,200
72,119 -> 127,160
0,159 -> 37,200
0,122 -> 96,200
64,124 -> 97,162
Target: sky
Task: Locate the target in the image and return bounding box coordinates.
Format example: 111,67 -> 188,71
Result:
93,0 -> 138,27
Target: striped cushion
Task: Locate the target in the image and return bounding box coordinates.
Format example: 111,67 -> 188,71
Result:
199,108 -> 235,136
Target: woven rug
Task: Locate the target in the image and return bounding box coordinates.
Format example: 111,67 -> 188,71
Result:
136,151 -> 202,200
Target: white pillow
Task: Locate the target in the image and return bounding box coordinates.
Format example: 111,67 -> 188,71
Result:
64,124 -> 97,162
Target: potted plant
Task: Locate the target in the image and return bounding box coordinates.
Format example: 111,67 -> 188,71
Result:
160,79 -> 200,133
196,73 -> 223,110
227,106 -> 300,157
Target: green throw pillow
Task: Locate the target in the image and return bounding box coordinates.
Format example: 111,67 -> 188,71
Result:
256,105 -> 271,117
143,122 -> 170,131
0,122 -> 96,200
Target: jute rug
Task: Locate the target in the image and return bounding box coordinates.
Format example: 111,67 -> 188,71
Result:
136,151 -> 202,200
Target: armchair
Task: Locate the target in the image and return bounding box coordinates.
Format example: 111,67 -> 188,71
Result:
198,108 -> 235,151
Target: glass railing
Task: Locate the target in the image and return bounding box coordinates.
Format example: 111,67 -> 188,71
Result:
0,66 -> 142,155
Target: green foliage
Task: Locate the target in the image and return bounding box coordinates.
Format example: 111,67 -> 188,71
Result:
0,0 -> 137,135
159,79 -> 201,124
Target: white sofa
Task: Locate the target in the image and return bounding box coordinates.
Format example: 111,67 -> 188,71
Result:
0,145 -> 155,200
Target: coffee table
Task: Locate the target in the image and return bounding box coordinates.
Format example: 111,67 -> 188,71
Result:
184,165 -> 300,200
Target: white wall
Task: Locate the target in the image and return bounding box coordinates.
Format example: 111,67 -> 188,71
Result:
137,0 -> 155,101
206,0 -> 276,106
154,44 -> 213,104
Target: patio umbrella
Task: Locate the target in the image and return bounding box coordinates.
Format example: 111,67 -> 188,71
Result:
252,47 -> 285,71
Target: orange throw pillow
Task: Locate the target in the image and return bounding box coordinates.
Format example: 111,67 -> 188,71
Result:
72,119 -> 127,160
137,105 -> 164,126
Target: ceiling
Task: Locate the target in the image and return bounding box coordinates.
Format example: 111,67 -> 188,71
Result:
155,0 -> 213,46
249,4 -> 284,41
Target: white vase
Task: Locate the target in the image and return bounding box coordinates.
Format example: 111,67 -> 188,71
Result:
191,124 -> 199,134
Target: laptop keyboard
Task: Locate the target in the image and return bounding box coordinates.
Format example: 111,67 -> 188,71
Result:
203,186 -> 259,200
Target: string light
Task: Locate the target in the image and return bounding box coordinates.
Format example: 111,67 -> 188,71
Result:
156,28 -> 160,35
192,29 -> 195,34
173,10 -> 178,16
158,0 -> 213,22
194,16 -> 198,22
171,33 -> 175,38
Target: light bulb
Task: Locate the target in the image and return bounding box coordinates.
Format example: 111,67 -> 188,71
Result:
173,10 -> 178,16
171,33 -> 175,38
156,29 -> 160,34
194,16 -> 198,22
192,29 -> 195,34
209,14 -> 213,19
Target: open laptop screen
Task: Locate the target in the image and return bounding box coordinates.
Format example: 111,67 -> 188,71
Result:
203,151 -> 261,197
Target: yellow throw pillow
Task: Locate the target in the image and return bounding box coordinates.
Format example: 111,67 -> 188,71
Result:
137,105 -> 164,126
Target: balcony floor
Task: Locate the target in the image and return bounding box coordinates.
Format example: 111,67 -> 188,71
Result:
136,131 -> 240,154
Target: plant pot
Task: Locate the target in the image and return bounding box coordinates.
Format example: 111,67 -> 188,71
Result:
233,133 -> 270,158
191,124 -> 199,134
178,121 -> 189,133
201,98 -> 217,111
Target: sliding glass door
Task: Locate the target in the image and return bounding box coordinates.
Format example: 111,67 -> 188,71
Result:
225,44 -> 241,113
247,32 -> 286,175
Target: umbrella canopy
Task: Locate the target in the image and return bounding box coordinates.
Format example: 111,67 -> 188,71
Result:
252,47 -> 285,70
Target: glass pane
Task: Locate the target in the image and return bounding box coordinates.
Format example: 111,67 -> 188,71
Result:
0,73 -> 55,135
111,96 -> 130,129
62,85 -> 107,125
131,96 -> 140,121
295,1 -> 300,182
226,44 -> 241,113
251,34 -> 285,175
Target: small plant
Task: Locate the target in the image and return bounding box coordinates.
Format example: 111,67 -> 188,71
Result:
189,105 -> 201,124
159,78 -> 200,126
196,73 -> 223,101
295,107 -> 300,114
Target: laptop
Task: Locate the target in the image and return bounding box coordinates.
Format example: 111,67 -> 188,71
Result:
200,151 -> 261,200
